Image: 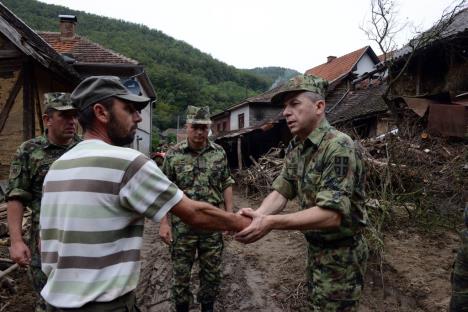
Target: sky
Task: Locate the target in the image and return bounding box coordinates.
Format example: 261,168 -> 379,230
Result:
39,0 -> 462,73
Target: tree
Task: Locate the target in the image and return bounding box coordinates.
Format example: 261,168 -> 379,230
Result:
361,0 -> 467,116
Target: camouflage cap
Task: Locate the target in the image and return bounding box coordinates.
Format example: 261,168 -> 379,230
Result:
43,92 -> 76,111
186,105 -> 212,125
71,76 -> 150,111
271,74 -> 329,105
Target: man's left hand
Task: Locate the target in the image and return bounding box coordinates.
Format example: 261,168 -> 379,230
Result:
234,208 -> 271,244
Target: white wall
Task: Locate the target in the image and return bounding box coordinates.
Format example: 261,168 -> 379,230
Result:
230,105 -> 250,130
355,53 -> 377,75
131,80 -> 152,155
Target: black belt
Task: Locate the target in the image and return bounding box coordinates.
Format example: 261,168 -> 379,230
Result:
305,234 -> 361,249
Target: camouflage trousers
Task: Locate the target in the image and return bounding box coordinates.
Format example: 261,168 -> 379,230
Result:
28,265 -> 48,312
450,229 -> 468,312
170,224 -> 223,306
306,235 -> 368,312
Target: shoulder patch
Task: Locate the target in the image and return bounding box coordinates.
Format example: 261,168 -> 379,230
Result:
9,163 -> 21,179
334,156 -> 349,177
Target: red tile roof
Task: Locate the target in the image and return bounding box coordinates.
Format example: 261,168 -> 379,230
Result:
38,32 -> 138,65
305,46 -> 370,82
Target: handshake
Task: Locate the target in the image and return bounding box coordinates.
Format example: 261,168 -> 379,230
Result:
159,207 -> 270,245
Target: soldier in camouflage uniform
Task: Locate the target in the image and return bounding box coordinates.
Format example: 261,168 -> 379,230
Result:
5,93 -> 80,312
235,74 -> 368,311
159,106 -> 234,312
450,204 -> 468,311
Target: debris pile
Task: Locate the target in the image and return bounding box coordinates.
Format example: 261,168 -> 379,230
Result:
234,148 -> 284,198
0,201 -> 32,302
234,133 -> 466,228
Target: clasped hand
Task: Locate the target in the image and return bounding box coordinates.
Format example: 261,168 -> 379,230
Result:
234,208 -> 271,244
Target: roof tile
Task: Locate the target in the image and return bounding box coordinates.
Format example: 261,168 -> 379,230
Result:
38,32 -> 138,65
305,46 -> 369,82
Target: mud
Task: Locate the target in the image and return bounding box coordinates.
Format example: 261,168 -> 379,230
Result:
1,190 -> 460,311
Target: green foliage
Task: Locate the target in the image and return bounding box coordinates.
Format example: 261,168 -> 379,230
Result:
3,0 -> 278,129
151,129 -> 160,152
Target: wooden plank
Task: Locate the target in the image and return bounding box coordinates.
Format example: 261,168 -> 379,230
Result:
0,263 -> 19,279
0,16 -> 49,68
237,136 -> 243,170
34,76 -> 43,133
0,69 -> 23,133
0,49 -> 22,58
23,60 -> 33,140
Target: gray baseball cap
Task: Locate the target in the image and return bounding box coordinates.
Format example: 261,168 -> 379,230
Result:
71,76 -> 150,111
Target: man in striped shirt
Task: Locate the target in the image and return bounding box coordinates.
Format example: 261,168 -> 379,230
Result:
40,76 -> 250,311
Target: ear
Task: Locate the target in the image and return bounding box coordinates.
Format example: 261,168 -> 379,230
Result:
93,104 -> 110,124
316,100 -> 326,114
42,113 -> 51,128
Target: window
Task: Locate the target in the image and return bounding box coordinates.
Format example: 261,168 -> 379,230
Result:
238,113 -> 244,129
217,123 -> 221,132
222,122 -> 227,131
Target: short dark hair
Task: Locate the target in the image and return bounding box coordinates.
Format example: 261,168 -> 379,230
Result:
78,97 -> 114,131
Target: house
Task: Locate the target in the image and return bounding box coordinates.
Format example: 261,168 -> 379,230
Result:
211,86 -> 283,136
305,46 -> 380,89
389,7 -> 468,138
39,15 -> 156,153
213,46 -> 391,169
0,3 -> 80,181
212,86 -> 292,169
327,80 -> 390,138
305,46 -> 390,138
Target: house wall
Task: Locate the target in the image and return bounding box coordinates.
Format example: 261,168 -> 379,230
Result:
249,104 -> 282,127
212,115 -> 230,135
392,37 -> 468,96
355,53 -> 376,75
130,85 -> 151,155
0,64 -> 73,181
230,105 -> 250,130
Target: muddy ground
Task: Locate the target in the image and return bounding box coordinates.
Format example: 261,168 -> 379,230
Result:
0,190 -> 460,311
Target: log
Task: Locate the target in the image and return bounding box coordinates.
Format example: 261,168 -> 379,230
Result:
0,263 -> 18,280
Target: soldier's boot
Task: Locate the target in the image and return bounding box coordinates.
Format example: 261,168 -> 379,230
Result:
175,302 -> 189,312
201,302 -> 214,312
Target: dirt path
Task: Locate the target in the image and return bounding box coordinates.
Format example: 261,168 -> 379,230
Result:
136,191 -> 460,312
1,190 -> 459,311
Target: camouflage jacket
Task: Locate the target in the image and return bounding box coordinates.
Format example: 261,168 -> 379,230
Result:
162,140 -> 234,227
5,134 -> 80,265
162,139 -> 234,205
272,119 -> 367,241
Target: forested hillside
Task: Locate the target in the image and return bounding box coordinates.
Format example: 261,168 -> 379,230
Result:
3,0 -> 292,129
246,67 -> 301,89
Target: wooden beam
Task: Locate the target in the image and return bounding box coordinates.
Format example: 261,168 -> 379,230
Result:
237,136 -> 243,170
23,60 -> 34,140
0,69 -> 23,134
0,15 -> 49,68
33,76 -> 43,133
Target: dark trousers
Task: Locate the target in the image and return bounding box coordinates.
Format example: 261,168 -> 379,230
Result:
46,291 -> 140,312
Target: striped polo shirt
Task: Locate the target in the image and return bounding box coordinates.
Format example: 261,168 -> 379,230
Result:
40,139 -> 183,308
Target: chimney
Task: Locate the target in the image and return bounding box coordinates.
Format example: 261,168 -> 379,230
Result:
327,56 -> 336,63
59,15 -> 77,40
